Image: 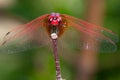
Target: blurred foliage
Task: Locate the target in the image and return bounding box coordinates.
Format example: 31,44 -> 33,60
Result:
0,0 -> 120,80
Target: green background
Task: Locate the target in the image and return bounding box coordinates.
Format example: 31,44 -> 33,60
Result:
0,0 -> 120,80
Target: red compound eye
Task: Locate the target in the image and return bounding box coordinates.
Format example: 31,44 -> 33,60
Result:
57,16 -> 61,21
49,16 -> 53,21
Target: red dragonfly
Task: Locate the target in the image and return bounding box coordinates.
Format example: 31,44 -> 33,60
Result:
0,12 -> 118,80
0,12 -> 118,53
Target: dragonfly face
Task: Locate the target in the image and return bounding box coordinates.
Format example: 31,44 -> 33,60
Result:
49,13 -> 61,26
45,13 -> 68,39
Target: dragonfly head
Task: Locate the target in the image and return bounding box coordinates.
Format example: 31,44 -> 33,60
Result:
49,13 -> 62,26
48,13 -> 62,39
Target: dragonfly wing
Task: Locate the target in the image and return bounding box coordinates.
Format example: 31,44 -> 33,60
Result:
0,14 -> 50,54
61,14 -> 119,52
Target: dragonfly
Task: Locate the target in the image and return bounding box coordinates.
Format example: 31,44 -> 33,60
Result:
0,12 -> 119,80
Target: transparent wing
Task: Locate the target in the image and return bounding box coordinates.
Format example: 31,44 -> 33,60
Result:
0,14 -> 50,54
61,14 -> 119,53
57,26 -> 81,52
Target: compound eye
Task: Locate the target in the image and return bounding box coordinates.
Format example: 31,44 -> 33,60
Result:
51,12 -> 56,16
56,13 -> 60,16
49,15 -> 54,21
50,18 -> 53,21
57,16 -> 61,22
